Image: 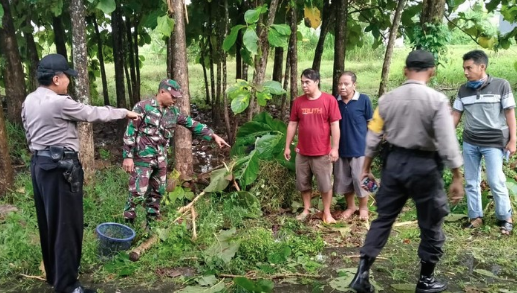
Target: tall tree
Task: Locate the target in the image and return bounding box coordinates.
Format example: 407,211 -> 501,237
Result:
0,0 -> 26,125
112,0 -> 126,109
378,0 -> 405,97
312,0 -> 334,72
332,0 -> 348,97
70,0 -> 95,184
421,0 -> 445,28
288,1 -> 298,112
53,16 -> 68,58
25,5 -> 40,92
90,16 -> 110,105
0,102 -> 14,198
172,0 -> 194,180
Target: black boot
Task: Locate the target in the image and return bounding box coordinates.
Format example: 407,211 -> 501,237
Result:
415,261 -> 447,293
349,255 -> 376,293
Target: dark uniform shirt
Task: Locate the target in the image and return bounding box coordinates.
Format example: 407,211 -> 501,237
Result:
123,98 -> 214,159
366,80 -> 462,169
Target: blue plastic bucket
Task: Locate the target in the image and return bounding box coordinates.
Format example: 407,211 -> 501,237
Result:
96,222 -> 136,259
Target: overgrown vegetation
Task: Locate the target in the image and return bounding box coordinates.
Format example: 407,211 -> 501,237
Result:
2,45 -> 517,292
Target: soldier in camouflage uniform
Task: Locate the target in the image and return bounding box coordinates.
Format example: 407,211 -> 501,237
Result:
122,79 -> 229,222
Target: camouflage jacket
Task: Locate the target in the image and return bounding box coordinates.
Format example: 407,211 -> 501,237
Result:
123,98 -> 214,159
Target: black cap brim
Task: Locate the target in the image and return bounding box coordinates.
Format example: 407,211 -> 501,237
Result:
64,68 -> 78,77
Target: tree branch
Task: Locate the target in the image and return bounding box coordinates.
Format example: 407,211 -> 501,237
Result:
444,14 -> 480,46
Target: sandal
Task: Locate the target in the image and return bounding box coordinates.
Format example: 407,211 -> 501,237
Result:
499,221 -> 513,235
463,217 -> 483,229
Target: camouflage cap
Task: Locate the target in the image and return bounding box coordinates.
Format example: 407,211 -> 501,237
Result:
158,79 -> 182,98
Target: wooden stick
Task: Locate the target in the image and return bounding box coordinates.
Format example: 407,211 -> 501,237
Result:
393,220 -> 418,227
20,274 -> 46,281
177,191 -> 206,214
192,207 -> 197,241
345,255 -> 388,260
218,272 -> 322,279
129,234 -> 159,262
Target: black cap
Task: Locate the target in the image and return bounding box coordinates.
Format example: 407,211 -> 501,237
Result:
406,50 -> 435,69
37,54 -> 78,77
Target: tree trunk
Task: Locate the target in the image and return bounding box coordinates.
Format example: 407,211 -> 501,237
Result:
167,34 -> 173,78
92,16 -> 110,105
289,2 -> 298,110
0,0 -> 26,125
378,0 -> 405,97
201,51 -> 210,105
222,0 -> 233,144
172,0 -> 194,180
53,16 -> 68,58
421,0 -> 445,27
112,0 -> 126,109
248,0 -> 280,121
125,15 -> 138,106
70,0 -> 95,185
312,0 -> 334,72
208,37 -> 216,114
25,7 -> 40,92
332,0 -> 348,97
235,32 -> 242,80
272,47 -> 284,83
0,106 -> 13,198
124,62 -> 132,103
280,49 -> 291,122
134,16 -> 141,102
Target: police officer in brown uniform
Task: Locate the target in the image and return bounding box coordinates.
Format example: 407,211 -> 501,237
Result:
348,50 -> 465,293
22,54 -> 140,293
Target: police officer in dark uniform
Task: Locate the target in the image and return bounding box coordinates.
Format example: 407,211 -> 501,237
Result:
348,50 -> 464,293
22,54 -> 140,293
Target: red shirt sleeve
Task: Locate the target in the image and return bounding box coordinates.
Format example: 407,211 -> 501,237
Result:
328,94 -> 341,122
289,97 -> 300,122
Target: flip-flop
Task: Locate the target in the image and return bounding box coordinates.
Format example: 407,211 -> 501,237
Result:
359,209 -> 369,221
498,220 -> 513,235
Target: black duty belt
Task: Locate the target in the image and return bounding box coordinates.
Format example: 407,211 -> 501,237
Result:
390,145 -> 437,158
35,150 -> 79,159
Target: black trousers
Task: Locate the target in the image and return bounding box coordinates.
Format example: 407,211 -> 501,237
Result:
360,148 -> 449,264
31,155 -> 84,293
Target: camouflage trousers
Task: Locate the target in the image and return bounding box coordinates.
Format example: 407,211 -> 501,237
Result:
124,156 -> 167,220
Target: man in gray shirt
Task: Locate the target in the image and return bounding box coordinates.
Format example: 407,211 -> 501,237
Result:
348,50 -> 464,293
452,50 -> 515,234
22,54 -> 140,293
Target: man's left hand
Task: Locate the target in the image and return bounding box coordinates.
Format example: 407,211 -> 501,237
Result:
213,134 -> 231,148
329,148 -> 338,162
506,138 -> 516,156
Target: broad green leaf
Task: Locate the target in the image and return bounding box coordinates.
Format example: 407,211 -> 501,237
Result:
175,282 -> 225,293
236,122 -> 272,138
255,134 -> 283,160
243,29 -> 259,56
235,150 -> 260,187
155,15 -> 175,38
256,91 -> 272,106
231,93 -> 250,114
256,279 -> 274,292
223,25 -> 245,51
204,228 -> 240,264
203,168 -> 230,193
96,0 -> 116,14
197,275 -> 217,286
444,213 -> 468,222
51,0 -> 64,17
271,24 -> 291,36
234,277 -> 256,291
244,8 -> 261,24
268,29 -> 287,47
263,81 -> 286,95
240,47 -> 254,66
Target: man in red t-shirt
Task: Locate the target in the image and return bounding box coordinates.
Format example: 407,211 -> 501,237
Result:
284,68 -> 342,224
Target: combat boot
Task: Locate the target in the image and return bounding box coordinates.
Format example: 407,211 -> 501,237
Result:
415,260 -> 447,293
349,255 -> 376,293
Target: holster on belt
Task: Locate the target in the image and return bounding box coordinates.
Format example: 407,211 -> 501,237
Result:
49,146 -> 81,193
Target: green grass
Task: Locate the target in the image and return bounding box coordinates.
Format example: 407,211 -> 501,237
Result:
93,44 -> 517,108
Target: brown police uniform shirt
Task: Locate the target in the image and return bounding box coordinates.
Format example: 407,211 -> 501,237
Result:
366,80 -> 462,169
22,87 -> 128,152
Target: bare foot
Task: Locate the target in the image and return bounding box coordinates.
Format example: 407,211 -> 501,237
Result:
322,214 -> 336,224
338,208 -> 357,220
359,209 -> 369,221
